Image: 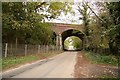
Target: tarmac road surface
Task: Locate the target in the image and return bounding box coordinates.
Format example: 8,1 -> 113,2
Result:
7,51 -> 77,78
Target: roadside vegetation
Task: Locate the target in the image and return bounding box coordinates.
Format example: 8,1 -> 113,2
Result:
2,51 -> 62,71
0,59 -> 2,71
83,51 -> 119,66
77,2 -> 120,56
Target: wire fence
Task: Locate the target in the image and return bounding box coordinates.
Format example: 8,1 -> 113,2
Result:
2,43 -> 62,57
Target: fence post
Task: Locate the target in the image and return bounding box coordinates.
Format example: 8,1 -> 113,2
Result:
47,45 -> 49,53
10,44 -> 13,56
52,45 -> 54,53
5,43 -> 8,57
43,45 -> 45,53
25,44 -> 27,56
38,45 -> 40,54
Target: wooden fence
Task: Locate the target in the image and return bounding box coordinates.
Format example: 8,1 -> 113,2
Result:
2,43 -> 61,57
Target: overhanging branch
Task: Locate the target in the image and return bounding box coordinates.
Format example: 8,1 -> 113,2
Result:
86,3 -> 106,24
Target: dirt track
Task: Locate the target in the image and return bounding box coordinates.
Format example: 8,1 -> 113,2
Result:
74,51 -> 119,78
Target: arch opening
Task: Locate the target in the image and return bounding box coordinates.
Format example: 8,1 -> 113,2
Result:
64,36 -> 82,51
61,29 -> 84,51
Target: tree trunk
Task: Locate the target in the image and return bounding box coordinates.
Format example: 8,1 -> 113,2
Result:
109,39 -> 116,54
15,37 -> 18,54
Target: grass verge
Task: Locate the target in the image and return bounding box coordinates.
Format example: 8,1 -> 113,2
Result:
83,51 -> 119,66
2,51 -> 62,71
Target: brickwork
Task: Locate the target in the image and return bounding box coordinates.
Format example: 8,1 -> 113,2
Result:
52,23 -> 83,34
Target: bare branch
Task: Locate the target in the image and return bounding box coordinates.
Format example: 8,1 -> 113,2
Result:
77,6 -> 84,15
86,3 -> 106,24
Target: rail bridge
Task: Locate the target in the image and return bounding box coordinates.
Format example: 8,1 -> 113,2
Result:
51,23 -> 85,50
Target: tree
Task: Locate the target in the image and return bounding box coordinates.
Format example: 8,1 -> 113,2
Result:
37,2 -> 73,20
77,2 -> 90,36
2,2 -> 26,45
106,2 -> 120,54
86,2 -> 120,55
2,2 -> 73,45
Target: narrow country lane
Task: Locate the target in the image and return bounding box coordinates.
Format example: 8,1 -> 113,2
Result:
10,52 -> 77,78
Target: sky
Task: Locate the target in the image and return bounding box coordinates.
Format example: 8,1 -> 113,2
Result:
45,1 -> 83,24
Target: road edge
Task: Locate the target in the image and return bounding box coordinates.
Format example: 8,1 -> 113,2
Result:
2,52 -> 64,78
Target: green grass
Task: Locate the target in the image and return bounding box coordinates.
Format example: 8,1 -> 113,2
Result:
83,51 -> 119,66
2,55 -> 39,70
2,51 -> 62,71
99,76 -> 120,79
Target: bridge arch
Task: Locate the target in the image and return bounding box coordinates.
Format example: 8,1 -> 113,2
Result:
51,23 -> 86,50
61,29 -> 85,50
